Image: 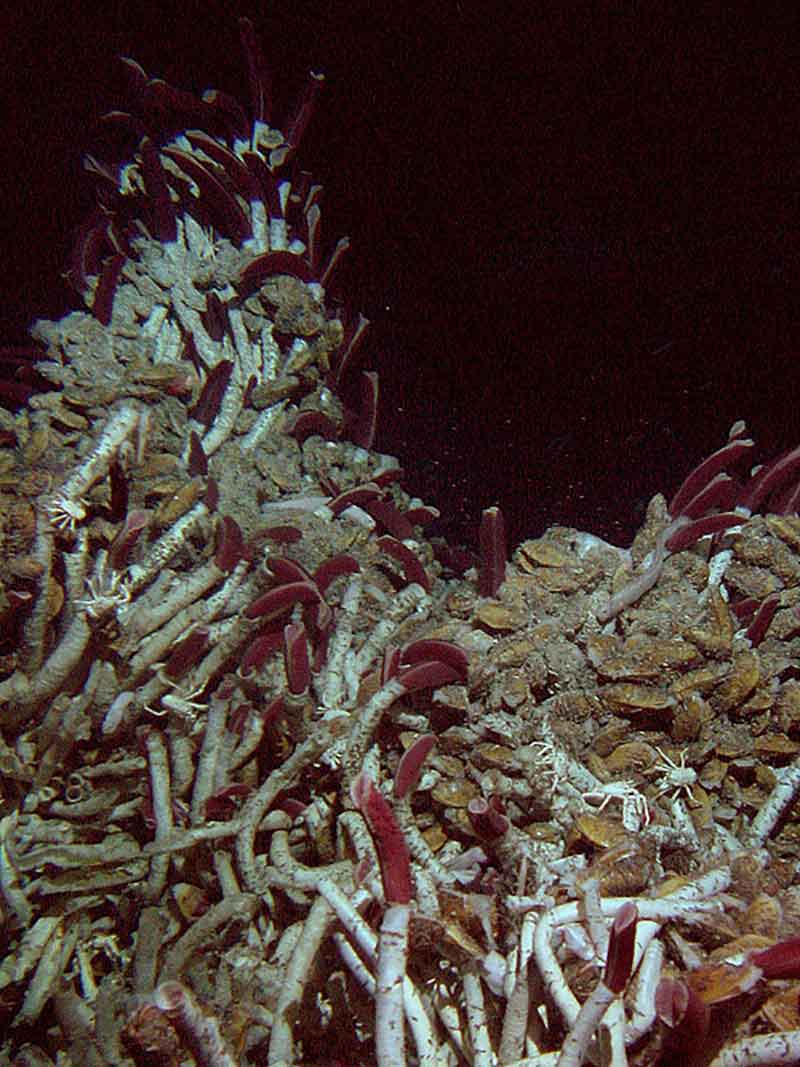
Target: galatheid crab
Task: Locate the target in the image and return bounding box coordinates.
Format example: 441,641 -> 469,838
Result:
581,779 -> 651,833
649,746 -> 698,803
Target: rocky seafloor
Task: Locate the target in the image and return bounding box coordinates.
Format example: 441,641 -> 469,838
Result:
2,20 -> 800,1067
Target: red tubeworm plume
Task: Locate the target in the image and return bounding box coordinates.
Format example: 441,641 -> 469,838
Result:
258,524 -> 303,545
603,902 -> 638,994
190,361 -> 233,426
669,421 -> 800,521
393,734 -> 436,799
351,773 -> 412,905
319,233 -> 350,285
743,592 -> 780,646
381,644 -> 401,684
238,251 -> 317,297
238,15 -> 271,120
328,482 -> 382,515
279,798 -> 308,819
93,253 -> 126,325
377,534 -> 430,590
284,69 -> 325,148
668,428 -> 753,516
109,459 -> 129,521
738,441 -> 800,514
287,409 -> 340,444
776,474 -> 800,513
751,935 -> 800,980
243,580 -> 320,620
201,291 -> 229,342
283,621 -> 310,694
267,557 -> 311,583
349,370 -> 379,449
313,553 -> 360,592
672,472 -> 738,518
400,638 -> 469,682
467,795 -> 510,840
214,516 -> 245,572
139,137 -> 177,242
397,659 -> 461,692
187,431 -> 208,477
404,503 -> 440,525
189,360 -> 233,426
655,976 -> 710,1050
364,497 -> 415,539
664,512 -> 744,552
162,148 -> 251,243
600,421 -> 800,622
163,626 -> 210,681
322,473 -> 427,541
328,312 -> 369,389
478,505 -> 507,597
66,207 -> 111,295
109,509 -> 150,570
205,477 -> 219,511
368,467 -> 403,489
244,555 -> 341,630
238,629 -> 283,676
204,783 -> 252,821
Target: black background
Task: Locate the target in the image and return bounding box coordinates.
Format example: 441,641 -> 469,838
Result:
2,2 -> 798,551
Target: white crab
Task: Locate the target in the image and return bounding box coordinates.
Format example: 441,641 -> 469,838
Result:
146,674 -> 209,724
650,746 -> 698,803
582,779 -> 652,832
76,559 -> 132,618
526,739 -> 566,796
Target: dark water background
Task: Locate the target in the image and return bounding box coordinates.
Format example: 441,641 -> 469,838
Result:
2,3 -> 797,551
